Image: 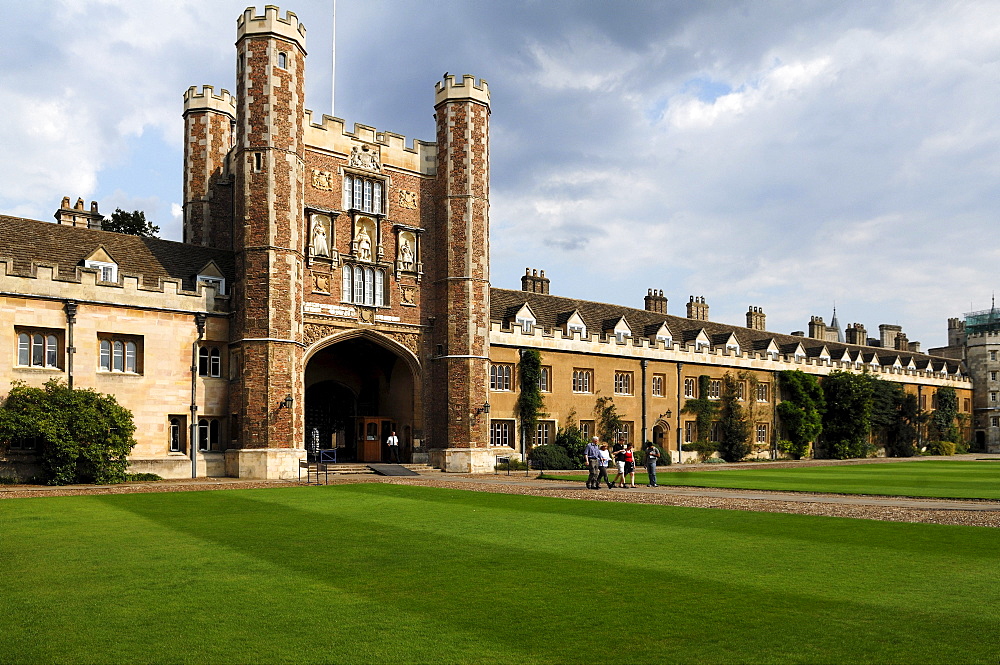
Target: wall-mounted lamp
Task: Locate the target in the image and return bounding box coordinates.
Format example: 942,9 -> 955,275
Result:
280,395 -> 294,409
474,402 -> 491,417
661,409 -> 673,420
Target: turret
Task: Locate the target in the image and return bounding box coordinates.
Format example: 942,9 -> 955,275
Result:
230,6 -> 308,465
430,74 -> 491,469
182,85 -> 236,248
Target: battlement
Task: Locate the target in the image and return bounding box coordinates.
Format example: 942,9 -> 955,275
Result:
183,85 -> 236,117
434,74 -> 490,108
304,111 -> 438,175
0,259 -> 228,314
237,5 -> 306,50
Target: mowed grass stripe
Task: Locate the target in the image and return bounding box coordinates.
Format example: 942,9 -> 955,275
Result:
1,484 -> 998,664
551,460 -> 1000,499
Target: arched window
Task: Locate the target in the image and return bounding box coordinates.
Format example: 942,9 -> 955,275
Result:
354,266 -> 364,302
112,341 -> 124,372
31,334 -> 44,366
277,52 -> 287,68
169,418 -> 182,453
374,269 -> 384,306
364,267 -> 375,304
198,419 -> 209,451
344,175 -> 385,214
210,348 -> 221,377
373,182 -> 383,214
198,347 -> 209,375
46,335 -> 58,367
125,341 -> 137,373
100,340 -> 111,370
353,177 -> 363,209
342,267 -> 352,303
17,333 -> 29,366
364,180 -> 373,211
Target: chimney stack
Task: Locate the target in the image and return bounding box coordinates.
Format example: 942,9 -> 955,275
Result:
644,289 -> 668,314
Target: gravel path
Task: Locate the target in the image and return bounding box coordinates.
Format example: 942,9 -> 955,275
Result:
3,458 -> 999,528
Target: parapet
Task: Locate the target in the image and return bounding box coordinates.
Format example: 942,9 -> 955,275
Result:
183,86 -> 237,117
304,111 -> 438,176
237,5 -> 306,51
434,74 -> 490,108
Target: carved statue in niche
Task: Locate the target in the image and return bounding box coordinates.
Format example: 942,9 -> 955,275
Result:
356,225 -> 373,262
311,215 -> 330,257
349,144 -> 381,172
398,236 -> 414,270
398,190 -> 417,210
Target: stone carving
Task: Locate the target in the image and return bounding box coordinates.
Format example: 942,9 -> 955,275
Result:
313,271 -> 330,293
311,215 -> 330,257
303,322 -> 339,347
400,285 -> 416,306
386,331 -> 421,358
349,144 -> 381,172
398,190 -> 417,210
358,307 -> 375,324
356,225 -> 373,262
310,169 -> 334,190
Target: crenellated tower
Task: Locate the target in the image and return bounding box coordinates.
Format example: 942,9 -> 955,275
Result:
430,74 -> 491,470
229,6 -> 308,476
182,85 -> 236,248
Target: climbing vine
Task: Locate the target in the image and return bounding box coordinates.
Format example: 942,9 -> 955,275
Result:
516,349 -> 545,446
681,375 -> 719,459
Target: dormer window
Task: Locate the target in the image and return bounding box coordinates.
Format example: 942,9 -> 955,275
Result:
568,323 -> 586,336
517,317 -> 534,334
616,331 -> 631,344
696,341 -> 710,351
198,275 -> 226,296
86,260 -> 117,282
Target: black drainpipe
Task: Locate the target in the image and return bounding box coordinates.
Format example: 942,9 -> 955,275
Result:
63,301 -> 77,390
190,313 -> 206,478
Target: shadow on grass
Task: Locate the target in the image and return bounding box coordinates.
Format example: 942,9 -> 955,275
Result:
71,484 -> 1000,664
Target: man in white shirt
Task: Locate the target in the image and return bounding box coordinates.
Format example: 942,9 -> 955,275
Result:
386,430 -> 400,463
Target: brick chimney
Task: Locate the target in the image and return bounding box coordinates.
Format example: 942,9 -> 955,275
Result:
520,268 -> 550,294
845,323 -> 867,346
644,289 -> 667,314
54,196 -> 103,229
686,295 -> 709,321
746,306 -> 766,331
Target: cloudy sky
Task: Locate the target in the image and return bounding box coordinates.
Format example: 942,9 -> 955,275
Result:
2,0 -> 999,349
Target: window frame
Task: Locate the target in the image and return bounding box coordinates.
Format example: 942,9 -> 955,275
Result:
684,377 -> 696,398
490,420 -> 514,448
614,371 -> 634,396
15,329 -> 62,369
652,373 -> 665,397
572,368 -> 593,393
97,334 -> 143,374
490,363 -> 513,392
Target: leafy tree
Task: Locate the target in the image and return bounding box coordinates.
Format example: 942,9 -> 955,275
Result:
821,371 -> 876,459
717,372 -> 751,462
681,375 -> 719,459
553,408 -> 587,469
593,393 -> 624,446
929,387 -> 960,444
516,349 -> 545,450
0,380 -> 137,485
102,208 -> 160,238
776,370 -> 825,459
885,391 -> 923,457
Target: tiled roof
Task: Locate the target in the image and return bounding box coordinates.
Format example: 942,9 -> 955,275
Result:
0,215 -> 234,290
490,287 -> 959,367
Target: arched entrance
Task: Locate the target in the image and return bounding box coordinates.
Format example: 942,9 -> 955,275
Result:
652,420 -> 670,460
305,333 -> 417,462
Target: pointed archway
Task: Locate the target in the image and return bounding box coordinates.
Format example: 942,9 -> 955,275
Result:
304,332 -> 418,462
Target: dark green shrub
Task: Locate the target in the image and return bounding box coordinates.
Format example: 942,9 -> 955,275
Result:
528,444 -> 574,470
718,372 -> 751,462
0,380 -> 136,485
926,440 -> 956,456
554,422 -> 587,469
125,473 -> 162,482
777,370 -> 824,459
821,371 -> 876,459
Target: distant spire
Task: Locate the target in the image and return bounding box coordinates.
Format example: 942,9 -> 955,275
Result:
830,303 -> 844,343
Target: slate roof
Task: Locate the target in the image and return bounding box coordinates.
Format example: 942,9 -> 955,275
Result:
0,215 -> 234,290
490,287 -> 962,370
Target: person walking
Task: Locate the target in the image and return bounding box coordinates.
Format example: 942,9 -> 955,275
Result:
386,430 -> 400,463
598,443 -> 613,489
584,436 -> 602,489
612,436 -> 627,488
645,442 -> 661,487
623,444 -> 637,488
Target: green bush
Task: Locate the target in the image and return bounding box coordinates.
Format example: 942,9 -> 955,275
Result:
494,457 -> 528,471
0,380 -> 137,485
528,444 -> 574,470
776,439 -> 811,459
925,440 -> 956,456
553,424 -> 587,469
125,473 -> 162,482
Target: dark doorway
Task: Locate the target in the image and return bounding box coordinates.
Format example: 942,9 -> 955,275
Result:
305,335 -> 415,462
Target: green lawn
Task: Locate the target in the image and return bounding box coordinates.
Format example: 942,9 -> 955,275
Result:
1,484 -> 998,664
547,460 -> 1000,499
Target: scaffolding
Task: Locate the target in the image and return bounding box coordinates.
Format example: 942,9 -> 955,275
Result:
965,308 -> 1000,335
